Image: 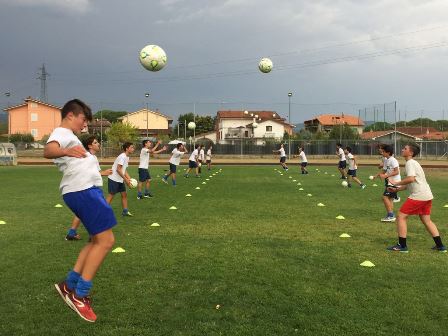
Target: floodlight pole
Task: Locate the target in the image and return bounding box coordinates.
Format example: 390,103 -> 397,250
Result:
145,93 -> 150,138
5,92 -> 11,142
288,92 -> 292,159
100,104 -> 103,158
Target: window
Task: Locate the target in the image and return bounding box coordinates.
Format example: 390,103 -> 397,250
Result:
31,103 -> 38,108
31,129 -> 38,138
244,131 -> 249,137
266,126 -> 272,132
31,113 -> 38,121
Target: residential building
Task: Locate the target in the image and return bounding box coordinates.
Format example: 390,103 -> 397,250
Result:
216,110 -> 294,145
304,114 -> 365,134
118,108 -> 173,138
3,97 -> 61,141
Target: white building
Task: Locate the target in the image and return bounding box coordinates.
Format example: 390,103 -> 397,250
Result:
216,110 -> 294,145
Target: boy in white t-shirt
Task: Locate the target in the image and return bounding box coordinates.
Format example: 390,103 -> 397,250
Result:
45,99 -> 116,322
373,144 -> 401,222
386,143 -> 446,253
344,147 -> 366,189
162,142 -> 187,185
198,144 -> 205,174
106,142 -> 135,216
336,143 -> 347,179
65,135 -> 112,241
273,143 -> 288,171
137,139 -> 166,199
206,145 -> 212,171
293,147 -> 308,174
185,144 -> 200,178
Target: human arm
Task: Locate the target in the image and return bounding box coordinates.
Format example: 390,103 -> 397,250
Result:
116,164 -> 132,187
153,146 -> 167,154
44,141 -> 86,159
379,166 -> 399,179
100,168 -> 113,176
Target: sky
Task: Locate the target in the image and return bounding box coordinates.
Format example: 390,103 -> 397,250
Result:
1,0 -> 448,124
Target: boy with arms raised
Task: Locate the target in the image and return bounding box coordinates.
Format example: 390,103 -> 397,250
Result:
162,142 -> 188,185
106,142 -> 135,216
45,99 -> 116,322
273,143 -> 288,171
386,143 -> 446,253
137,139 -> 166,199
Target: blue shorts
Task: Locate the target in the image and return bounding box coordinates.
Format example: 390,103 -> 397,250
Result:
280,157 -> 286,163
189,160 -> 197,168
348,169 -> 357,177
383,189 -> 398,199
338,161 -> 347,169
206,160 -> 211,164
138,168 -> 151,182
169,163 -> 177,173
301,162 -> 308,167
108,179 -> 126,194
63,187 -> 116,236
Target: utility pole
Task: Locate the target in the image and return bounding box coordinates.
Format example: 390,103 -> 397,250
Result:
145,93 -> 150,138
37,64 -> 49,102
288,92 -> 292,159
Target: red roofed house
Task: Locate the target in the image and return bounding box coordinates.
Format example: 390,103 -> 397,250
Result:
3,97 -> 61,141
361,127 -> 447,141
216,110 -> 294,145
304,114 -> 365,134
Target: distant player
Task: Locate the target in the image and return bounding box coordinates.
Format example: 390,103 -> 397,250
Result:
386,143 -> 446,253
206,145 -> 212,171
336,143 -> 347,179
106,142 -> 135,217
373,144 -> 401,222
137,139 -> 167,199
65,135 -> 112,241
45,99 -> 116,322
293,147 -> 308,174
185,144 -> 200,178
198,144 -> 205,174
344,146 -> 366,189
162,142 -> 188,185
273,143 -> 288,171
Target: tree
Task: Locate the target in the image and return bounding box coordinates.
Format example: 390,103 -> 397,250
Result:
93,110 -> 128,123
328,124 -> 359,140
107,122 -> 139,148
364,122 -> 394,132
174,113 -> 216,139
9,133 -> 34,144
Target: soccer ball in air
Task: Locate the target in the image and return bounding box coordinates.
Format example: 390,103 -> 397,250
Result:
188,122 -> 196,130
139,45 -> 167,72
258,58 -> 273,73
129,178 -> 138,188
341,181 -> 348,187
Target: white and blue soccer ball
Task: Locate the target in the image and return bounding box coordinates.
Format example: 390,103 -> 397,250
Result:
258,57 -> 273,73
139,44 -> 167,72
188,122 -> 196,130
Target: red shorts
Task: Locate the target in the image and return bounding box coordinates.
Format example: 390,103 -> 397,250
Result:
400,198 -> 432,215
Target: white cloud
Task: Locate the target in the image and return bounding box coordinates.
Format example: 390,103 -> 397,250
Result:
0,0 -> 92,13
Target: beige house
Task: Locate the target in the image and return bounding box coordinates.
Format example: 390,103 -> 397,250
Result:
304,114 -> 365,134
118,108 -> 173,137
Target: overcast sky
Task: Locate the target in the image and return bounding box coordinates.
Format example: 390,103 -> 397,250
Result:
1,0 -> 448,123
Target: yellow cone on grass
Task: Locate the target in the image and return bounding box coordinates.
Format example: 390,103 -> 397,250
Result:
112,247 -> 125,253
195,187 -> 201,190
185,194 -> 192,197
54,204 -> 63,208
150,223 -> 160,227
299,188 -> 304,191
360,260 -> 375,267
169,206 -> 177,210
443,204 -> 448,208
372,184 -> 378,187
0,220 -> 6,225
336,215 -> 345,220
339,233 -> 351,238
307,194 -> 312,197
202,182 -> 206,184
317,203 -> 325,207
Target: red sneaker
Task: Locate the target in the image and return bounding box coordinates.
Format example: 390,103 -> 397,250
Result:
54,281 -> 74,310
65,292 -> 97,322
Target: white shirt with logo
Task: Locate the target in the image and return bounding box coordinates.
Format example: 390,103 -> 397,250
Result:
299,151 -> 307,163
206,149 -> 212,160
405,159 -> 433,201
338,148 -> 346,161
139,148 -> 150,169
170,148 -> 185,166
385,156 -> 401,183
109,153 -> 129,183
347,153 -> 357,170
47,127 -> 103,195
189,149 -> 198,162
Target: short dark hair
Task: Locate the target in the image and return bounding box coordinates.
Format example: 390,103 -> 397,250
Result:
82,135 -> 97,151
122,142 -> 133,151
142,139 -> 150,146
345,146 -> 352,153
195,144 -> 199,149
336,143 -> 342,147
176,143 -> 183,149
382,144 -> 394,155
406,143 -> 420,157
61,99 -> 92,121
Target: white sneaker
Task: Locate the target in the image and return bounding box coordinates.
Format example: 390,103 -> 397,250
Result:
393,197 -> 401,203
381,216 -> 396,222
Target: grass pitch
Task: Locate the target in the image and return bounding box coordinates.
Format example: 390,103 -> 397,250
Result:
1,164 -> 447,335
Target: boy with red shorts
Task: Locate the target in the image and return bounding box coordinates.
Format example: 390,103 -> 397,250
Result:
386,143 -> 446,253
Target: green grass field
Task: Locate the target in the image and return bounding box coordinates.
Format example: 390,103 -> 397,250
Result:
1,164 -> 448,335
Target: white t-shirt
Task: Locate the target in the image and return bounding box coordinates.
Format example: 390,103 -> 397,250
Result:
189,149 -> 198,162
385,156 -> 401,183
108,153 -> 129,183
347,153 -> 357,170
47,127 -> 103,195
405,159 -> 433,201
206,149 -> 212,160
139,148 -> 150,169
299,151 -> 307,163
170,148 -> 185,166
279,147 -> 286,157
337,148 -> 346,161
199,149 -> 205,161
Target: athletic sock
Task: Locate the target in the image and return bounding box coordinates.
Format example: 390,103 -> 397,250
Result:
137,192 -> 142,197
75,277 -> 92,298
398,237 -> 407,248
68,229 -> 77,237
66,270 -> 81,291
123,208 -> 128,214
433,236 -> 444,248
387,212 -> 394,218
144,189 -> 149,195
172,179 -> 176,186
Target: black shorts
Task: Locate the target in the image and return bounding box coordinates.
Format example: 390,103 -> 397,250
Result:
338,161 -> 347,169
138,168 -> 151,182
108,179 -> 126,194
347,169 -> 357,177
280,157 -> 286,163
188,160 -> 198,168
206,159 -> 211,164
301,162 -> 308,167
169,163 -> 177,173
